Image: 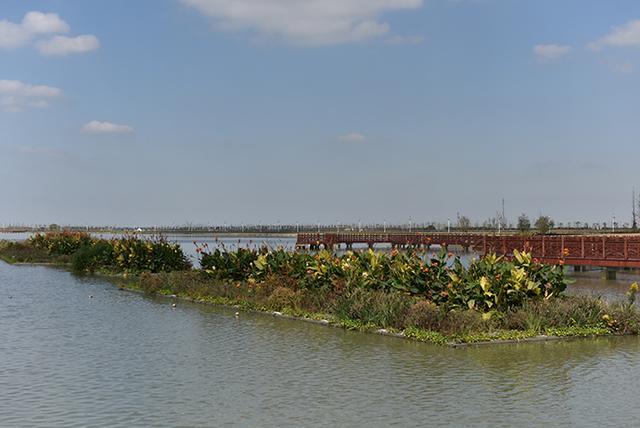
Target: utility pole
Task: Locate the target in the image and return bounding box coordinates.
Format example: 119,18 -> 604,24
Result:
633,188 -> 638,231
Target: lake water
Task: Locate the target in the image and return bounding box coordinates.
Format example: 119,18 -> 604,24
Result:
3,260 -> 640,426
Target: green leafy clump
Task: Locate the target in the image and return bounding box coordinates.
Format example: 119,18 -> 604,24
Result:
29,232 -> 191,273
198,248 -> 570,312
112,235 -> 191,273
72,240 -> 114,273
31,231 -> 92,255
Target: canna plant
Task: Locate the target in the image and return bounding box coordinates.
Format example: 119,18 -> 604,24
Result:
31,231 -> 93,255
197,246 -> 569,313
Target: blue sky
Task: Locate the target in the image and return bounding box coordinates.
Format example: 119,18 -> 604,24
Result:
2,0 -> 640,227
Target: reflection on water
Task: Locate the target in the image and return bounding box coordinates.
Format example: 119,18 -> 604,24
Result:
2,262 -> 640,426
2,261 -> 640,426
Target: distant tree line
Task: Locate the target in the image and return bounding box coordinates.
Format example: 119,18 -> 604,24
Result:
0,215 -> 633,235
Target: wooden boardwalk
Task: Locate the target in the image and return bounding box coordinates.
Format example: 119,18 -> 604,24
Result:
296,232 -> 640,269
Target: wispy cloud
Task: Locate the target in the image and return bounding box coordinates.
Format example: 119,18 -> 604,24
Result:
533,44 -> 571,60
589,19 -> 640,51
339,132 -> 367,143
82,120 -> 134,134
0,11 -> 98,56
0,79 -> 62,112
36,35 -> 99,56
181,0 -> 423,45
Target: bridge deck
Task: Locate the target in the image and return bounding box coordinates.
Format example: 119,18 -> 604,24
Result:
296,232 -> 640,269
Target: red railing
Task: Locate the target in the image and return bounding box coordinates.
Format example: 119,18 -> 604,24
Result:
296,233 -> 640,268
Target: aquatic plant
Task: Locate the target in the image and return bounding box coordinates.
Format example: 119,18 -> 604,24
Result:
198,247 -> 570,312
31,231 -> 92,255
30,232 -> 191,273
112,235 -> 191,273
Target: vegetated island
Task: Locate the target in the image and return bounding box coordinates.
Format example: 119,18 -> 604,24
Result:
1,231 -> 639,346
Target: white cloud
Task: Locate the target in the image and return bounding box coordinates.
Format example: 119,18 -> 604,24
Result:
589,20 -> 640,51
0,21 -> 32,49
0,11 -> 68,49
0,11 -> 98,56
339,132 -> 366,143
36,35 -> 99,56
21,11 -> 70,35
181,0 -> 423,45
0,79 -> 62,112
533,44 -> 571,60
82,121 -> 134,134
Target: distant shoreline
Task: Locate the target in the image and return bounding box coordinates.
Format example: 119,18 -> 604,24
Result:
0,230 -> 297,238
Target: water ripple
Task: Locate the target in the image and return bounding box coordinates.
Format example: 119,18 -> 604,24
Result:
2,262 -> 640,427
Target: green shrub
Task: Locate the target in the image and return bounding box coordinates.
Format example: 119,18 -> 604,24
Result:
198,248 -> 570,313
331,287 -> 413,328
31,231 -> 92,255
200,247 -> 258,280
267,287 -> 301,311
72,241 -> 114,273
113,235 -> 191,273
503,297 -> 606,331
29,233 -> 191,273
439,309 -> 491,334
405,300 -> 441,330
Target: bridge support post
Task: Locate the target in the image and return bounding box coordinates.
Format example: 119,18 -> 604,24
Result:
604,268 -> 617,280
